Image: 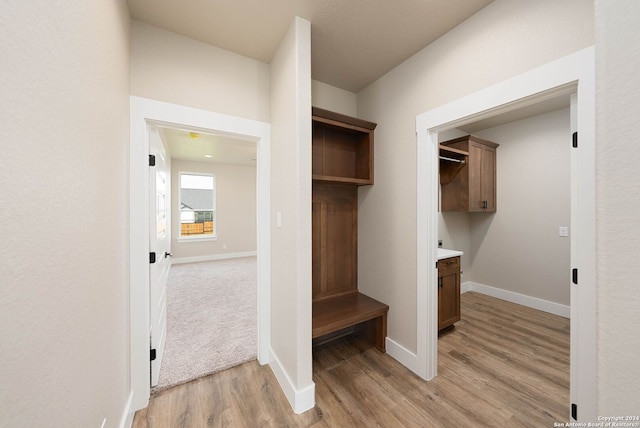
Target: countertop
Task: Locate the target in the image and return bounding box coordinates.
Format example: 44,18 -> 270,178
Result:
437,248 -> 463,260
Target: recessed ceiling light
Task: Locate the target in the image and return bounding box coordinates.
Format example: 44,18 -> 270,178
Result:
204,154 -> 212,158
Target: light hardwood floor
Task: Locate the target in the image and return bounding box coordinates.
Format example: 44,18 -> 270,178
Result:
133,292 -> 569,427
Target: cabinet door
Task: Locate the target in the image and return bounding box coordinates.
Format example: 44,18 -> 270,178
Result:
438,257 -> 461,330
468,141 -> 497,212
481,144 -> 497,212
467,142 -> 484,211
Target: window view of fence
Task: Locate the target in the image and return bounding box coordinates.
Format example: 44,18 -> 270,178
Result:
180,173 -> 216,238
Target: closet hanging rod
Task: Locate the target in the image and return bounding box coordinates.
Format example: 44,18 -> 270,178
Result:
439,156 -> 466,164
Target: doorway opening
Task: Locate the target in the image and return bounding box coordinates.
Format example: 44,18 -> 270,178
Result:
129,97 -> 271,411
438,97 -> 572,317
415,47 -> 596,421
151,124 -> 259,392
437,102 -> 573,420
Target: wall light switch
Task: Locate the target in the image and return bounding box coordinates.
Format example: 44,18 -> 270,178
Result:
276,212 -> 282,228
559,226 -> 569,237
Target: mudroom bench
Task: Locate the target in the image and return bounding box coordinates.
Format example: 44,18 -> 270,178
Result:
312,292 -> 389,352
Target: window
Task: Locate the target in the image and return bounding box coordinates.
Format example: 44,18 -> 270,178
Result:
179,172 -> 216,239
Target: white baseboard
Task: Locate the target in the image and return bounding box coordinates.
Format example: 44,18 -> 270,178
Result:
172,251 -> 257,265
269,349 -> 315,414
385,337 -> 419,373
462,281 -> 570,318
120,391 -> 134,428
460,281 -> 473,294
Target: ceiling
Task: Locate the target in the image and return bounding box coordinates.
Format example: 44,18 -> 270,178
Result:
159,127 -> 257,166
127,0 -> 493,93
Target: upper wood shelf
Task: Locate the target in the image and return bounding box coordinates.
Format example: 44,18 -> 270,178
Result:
439,144 -> 469,157
312,107 -> 376,186
312,107 -> 377,132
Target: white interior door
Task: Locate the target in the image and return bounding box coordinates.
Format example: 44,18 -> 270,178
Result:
149,126 -> 170,386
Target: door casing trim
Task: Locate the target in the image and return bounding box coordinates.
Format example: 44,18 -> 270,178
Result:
413,46 -> 596,421
129,96 -> 271,411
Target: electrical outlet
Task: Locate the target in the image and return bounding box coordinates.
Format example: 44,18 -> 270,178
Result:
559,226 -> 569,237
222,244 -> 227,249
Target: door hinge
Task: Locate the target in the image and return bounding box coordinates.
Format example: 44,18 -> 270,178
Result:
572,132 -> 578,148
150,252 -> 156,264
572,268 -> 578,285
149,154 -> 156,166
150,348 -> 157,361
571,403 -> 577,420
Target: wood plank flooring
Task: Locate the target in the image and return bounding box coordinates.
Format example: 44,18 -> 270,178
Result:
132,292 -> 569,427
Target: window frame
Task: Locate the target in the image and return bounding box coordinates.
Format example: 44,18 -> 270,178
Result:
177,171 -> 217,242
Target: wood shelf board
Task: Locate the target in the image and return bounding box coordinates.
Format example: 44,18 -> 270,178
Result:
312,107 -> 377,131
440,134 -> 499,149
312,175 -> 373,186
439,144 -> 469,157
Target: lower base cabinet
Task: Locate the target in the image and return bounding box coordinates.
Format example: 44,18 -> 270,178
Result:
438,256 -> 461,331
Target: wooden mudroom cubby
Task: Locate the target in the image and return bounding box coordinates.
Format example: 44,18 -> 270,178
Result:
311,107 -> 388,352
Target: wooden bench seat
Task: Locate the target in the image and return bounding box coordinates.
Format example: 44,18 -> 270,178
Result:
312,292 -> 389,352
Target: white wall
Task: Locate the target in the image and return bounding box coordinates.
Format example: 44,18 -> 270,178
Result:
130,21 -> 270,123
357,0 -> 594,353
466,108 -> 571,305
595,0 -> 640,414
311,80 -> 357,117
0,1 -> 131,426
171,160 -> 256,260
269,17 -> 314,413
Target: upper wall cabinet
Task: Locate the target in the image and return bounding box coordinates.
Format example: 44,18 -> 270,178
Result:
312,107 -> 376,185
440,135 -> 499,212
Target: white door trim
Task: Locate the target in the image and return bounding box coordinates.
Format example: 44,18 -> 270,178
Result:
129,96 -> 271,411
415,46 -> 596,421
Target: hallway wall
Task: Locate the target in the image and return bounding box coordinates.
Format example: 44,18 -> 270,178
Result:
595,0 -> 640,414
130,21 -> 271,123
0,0 -> 132,426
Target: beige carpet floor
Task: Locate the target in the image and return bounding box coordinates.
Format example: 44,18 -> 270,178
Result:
152,256 -> 257,393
